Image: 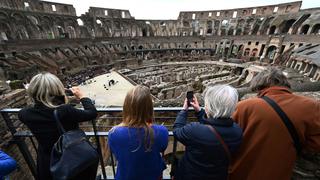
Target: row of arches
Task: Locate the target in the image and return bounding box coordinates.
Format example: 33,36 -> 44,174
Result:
1,9 -> 320,40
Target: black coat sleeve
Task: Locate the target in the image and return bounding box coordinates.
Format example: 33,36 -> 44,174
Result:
196,109 -> 206,123
173,110 -> 194,145
65,97 -> 97,123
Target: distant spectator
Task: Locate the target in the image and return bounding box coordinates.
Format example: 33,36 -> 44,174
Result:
108,85 -> 168,180
173,85 -> 242,180
0,150 -> 17,180
230,67 -> 320,180
18,72 -> 98,180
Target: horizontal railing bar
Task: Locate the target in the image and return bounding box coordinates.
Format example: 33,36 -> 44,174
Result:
1,107 -> 199,113
14,131 -> 174,137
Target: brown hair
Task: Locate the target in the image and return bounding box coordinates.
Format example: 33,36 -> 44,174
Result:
250,67 -> 291,92
121,85 -> 154,151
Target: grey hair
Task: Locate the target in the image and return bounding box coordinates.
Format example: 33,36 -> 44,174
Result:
250,67 -> 291,92
204,85 -> 238,118
27,72 -> 66,108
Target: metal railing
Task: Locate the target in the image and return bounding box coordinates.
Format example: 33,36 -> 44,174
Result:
0,107 -> 194,180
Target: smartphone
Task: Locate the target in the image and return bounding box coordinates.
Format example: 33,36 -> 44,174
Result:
186,91 -> 194,106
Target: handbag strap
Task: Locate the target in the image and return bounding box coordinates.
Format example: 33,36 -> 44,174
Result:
206,125 -> 232,162
261,96 -> 302,154
53,109 -> 66,134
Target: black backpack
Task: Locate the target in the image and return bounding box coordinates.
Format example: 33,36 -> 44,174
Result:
50,109 -> 99,180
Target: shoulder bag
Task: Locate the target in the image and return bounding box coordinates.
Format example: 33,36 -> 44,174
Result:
50,109 -> 99,180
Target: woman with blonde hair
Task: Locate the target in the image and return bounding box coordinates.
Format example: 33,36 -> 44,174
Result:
108,85 -> 168,180
18,72 -> 97,180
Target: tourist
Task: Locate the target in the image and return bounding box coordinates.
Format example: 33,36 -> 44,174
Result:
173,85 -> 242,180
18,72 -> 98,180
229,67 -> 320,180
108,85 -> 168,180
0,150 -> 17,180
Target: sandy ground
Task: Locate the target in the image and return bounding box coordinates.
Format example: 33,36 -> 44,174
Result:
78,71 -> 135,107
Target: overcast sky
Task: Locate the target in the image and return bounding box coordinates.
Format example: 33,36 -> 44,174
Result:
45,0 -> 320,19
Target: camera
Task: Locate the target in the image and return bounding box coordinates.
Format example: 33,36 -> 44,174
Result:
65,89 -> 74,96
186,91 -> 194,106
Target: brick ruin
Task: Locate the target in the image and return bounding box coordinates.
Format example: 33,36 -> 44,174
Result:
0,0 -> 319,179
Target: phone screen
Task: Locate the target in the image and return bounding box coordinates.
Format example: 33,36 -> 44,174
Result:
187,91 -> 194,105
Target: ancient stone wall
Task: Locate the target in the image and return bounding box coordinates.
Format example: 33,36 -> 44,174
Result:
0,89 -> 34,180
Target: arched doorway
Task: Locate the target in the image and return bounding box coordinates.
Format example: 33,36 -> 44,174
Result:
280,19 -> 296,34
244,48 -> 250,56
311,24 -> 320,34
266,46 -> 277,59
300,24 -> 310,35
269,26 -> 276,35
66,26 -> 76,38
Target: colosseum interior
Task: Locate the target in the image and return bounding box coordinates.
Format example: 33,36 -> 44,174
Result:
0,0 -> 319,179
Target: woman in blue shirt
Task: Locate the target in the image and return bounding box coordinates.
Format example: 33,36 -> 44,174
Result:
108,85 -> 168,180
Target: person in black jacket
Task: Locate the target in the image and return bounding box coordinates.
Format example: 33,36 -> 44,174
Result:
18,72 -> 98,180
173,85 -> 242,180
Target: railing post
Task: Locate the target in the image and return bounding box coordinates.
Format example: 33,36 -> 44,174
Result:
170,136 -> 178,178
110,152 -> 116,177
1,111 -> 37,178
92,119 -> 107,179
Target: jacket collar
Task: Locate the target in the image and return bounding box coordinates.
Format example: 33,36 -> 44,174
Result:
204,117 -> 234,127
257,86 -> 292,97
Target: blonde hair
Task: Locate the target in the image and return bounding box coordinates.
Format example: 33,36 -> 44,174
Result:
27,72 -> 67,108
121,85 -> 154,152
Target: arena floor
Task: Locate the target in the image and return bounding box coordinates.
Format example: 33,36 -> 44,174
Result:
78,71 -> 135,107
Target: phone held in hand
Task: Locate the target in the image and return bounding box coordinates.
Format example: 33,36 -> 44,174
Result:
187,91 -> 194,106
65,89 -> 74,96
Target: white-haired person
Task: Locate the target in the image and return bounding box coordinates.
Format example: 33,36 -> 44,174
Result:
18,72 -> 98,180
173,85 -> 242,180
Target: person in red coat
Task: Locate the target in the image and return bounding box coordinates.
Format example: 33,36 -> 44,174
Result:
230,67 -> 320,180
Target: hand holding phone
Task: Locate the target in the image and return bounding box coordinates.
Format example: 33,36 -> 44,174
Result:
187,91 -> 194,106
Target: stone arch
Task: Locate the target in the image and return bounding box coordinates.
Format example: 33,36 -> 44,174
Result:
269,25 -> 277,35
207,20 -> 213,34
251,48 -> 258,57
228,28 -> 234,35
79,26 -> 89,38
260,16 -> 275,35
183,21 -> 190,27
15,25 -> 29,40
0,22 -> 12,40
56,25 -> 65,38
27,15 -> 39,25
66,26 -> 76,38
243,18 -> 254,35
25,15 -> 42,39
11,12 -> 25,22
279,19 -> 296,34
138,45 -> 144,49
244,48 -> 250,56
300,24 -> 310,35
0,11 -> 8,20
251,18 -> 263,35
142,28 -> 147,36
235,28 -> 242,35
213,20 -> 220,35
266,45 -> 277,59
311,24 -> 320,34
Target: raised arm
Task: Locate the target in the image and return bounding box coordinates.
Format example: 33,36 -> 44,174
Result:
67,87 -> 97,122
173,99 -> 194,145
